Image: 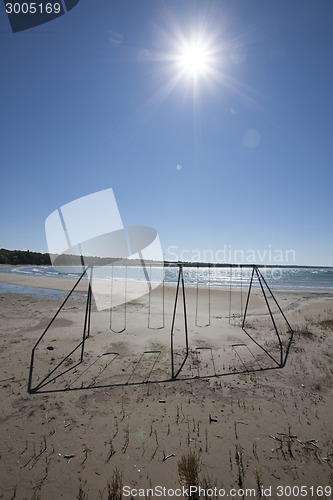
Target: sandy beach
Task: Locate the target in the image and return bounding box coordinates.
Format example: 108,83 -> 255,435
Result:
0,271 -> 332,499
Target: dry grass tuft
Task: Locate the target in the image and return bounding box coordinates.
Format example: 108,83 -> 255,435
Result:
293,324 -> 314,338
318,318 -> 333,331
178,450 -> 201,499
107,468 -> 123,500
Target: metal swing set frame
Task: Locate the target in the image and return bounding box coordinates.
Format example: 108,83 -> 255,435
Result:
28,262 -> 293,394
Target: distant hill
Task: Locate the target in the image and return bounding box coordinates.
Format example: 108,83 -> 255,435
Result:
0,248 -> 51,265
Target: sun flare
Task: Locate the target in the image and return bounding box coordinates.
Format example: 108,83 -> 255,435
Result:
178,40 -> 210,77
158,27 -> 222,97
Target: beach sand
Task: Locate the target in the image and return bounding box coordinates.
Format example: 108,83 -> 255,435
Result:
0,272 -> 332,499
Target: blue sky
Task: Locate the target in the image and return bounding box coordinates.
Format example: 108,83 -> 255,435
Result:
1,0 -> 333,265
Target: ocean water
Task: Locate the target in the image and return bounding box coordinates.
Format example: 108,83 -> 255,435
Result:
1,264 -> 333,294
0,282 -> 77,300
177,266 -> 333,291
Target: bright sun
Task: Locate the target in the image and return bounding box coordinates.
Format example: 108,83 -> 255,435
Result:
177,38 -> 211,78
179,41 -> 209,76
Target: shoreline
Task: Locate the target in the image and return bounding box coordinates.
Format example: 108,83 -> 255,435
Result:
1,267 -> 333,295
0,271 -> 88,292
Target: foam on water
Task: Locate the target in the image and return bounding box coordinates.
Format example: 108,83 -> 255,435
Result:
1,265 -> 333,292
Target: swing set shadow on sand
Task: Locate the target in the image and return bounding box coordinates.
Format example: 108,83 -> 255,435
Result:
27,263 -> 294,394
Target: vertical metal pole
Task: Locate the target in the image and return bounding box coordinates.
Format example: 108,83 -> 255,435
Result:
240,264 -> 243,322
162,269 -> 165,329
228,264 -> 233,324
255,266 -> 283,366
256,267 -> 293,331
181,265 -> 189,359
195,263 -> 199,326
196,263 -> 211,327
172,265 -> 189,380
148,264 -> 152,329
256,267 -> 293,366
109,263 -> 114,330
208,263 -> 211,326
86,265 -> 93,339
81,266 -> 93,362
242,266 -> 255,329
170,265 -> 182,379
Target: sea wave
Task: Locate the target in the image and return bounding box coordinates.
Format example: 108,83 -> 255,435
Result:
1,265 -> 333,291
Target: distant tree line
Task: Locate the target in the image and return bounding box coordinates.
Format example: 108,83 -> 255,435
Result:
0,248 -> 51,265
0,249 -> 141,266
0,249 -> 165,267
